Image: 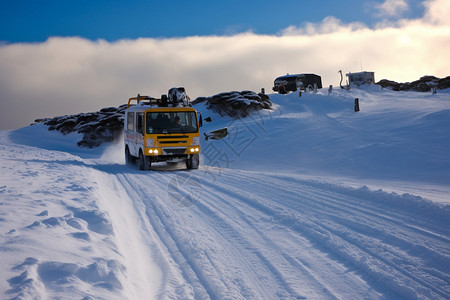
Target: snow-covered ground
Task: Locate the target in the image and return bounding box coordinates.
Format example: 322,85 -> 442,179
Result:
1,87 -> 449,299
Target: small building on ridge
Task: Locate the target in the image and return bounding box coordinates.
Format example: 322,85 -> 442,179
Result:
346,71 -> 375,86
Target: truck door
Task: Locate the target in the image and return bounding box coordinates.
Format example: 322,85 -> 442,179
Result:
136,112 -> 145,155
125,111 -> 136,156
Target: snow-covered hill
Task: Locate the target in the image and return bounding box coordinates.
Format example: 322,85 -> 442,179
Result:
1,87 -> 449,299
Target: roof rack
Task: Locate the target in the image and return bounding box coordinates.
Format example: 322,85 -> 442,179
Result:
127,94 -> 168,108
127,93 -> 192,109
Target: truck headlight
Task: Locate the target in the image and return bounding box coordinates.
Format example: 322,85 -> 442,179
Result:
148,148 -> 159,155
188,147 -> 200,153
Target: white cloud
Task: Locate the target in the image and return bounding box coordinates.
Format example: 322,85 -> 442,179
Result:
0,0 -> 449,130
280,16 -> 368,35
423,0 -> 450,25
375,0 -> 409,17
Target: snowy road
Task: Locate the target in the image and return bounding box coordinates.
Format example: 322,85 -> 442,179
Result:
94,162 -> 450,299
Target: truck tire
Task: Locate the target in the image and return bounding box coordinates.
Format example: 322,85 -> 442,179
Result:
186,154 -> 199,169
139,151 -> 151,171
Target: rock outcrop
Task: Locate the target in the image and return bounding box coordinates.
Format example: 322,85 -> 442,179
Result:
192,90 -> 272,118
34,105 -> 127,148
377,75 -> 450,92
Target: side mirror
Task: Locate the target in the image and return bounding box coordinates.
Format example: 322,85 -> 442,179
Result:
199,114 -> 203,127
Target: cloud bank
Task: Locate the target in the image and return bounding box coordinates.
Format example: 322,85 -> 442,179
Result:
0,0 -> 449,130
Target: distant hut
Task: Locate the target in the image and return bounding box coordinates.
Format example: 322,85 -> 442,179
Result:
346,71 -> 375,86
273,73 -> 322,94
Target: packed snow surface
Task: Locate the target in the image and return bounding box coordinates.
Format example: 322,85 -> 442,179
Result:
1,87 -> 449,299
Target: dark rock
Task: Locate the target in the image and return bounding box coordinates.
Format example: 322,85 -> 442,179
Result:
193,97 -> 207,104
376,79 -> 399,90
76,113 -> 98,124
56,118 -> 77,135
33,118 -> 50,123
437,76 -> 450,90
100,107 -> 119,113
376,75 -> 449,92
415,82 -> 430,92
33,105 -> 127,148
419,75 -> 439,81
192,90 -> 272,118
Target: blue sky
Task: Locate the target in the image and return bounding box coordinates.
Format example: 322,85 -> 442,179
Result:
1,0 -> 425,42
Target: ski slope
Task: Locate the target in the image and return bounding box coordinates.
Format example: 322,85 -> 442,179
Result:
1,87 -> 449,299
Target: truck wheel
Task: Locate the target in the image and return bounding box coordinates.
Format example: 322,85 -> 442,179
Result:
125,147 -> 134,165
186,154 -> 199,169
139,151 -> 151,171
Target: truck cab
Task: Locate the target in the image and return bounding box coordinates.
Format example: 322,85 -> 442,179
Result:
124,88 -> 201,170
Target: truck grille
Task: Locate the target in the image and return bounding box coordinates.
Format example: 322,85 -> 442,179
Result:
159,141 -> 187,144
157,135 -> 188,145
157,135 -> 188,139
163,148 -> 187,155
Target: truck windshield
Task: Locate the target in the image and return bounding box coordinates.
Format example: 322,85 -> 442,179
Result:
275,77 -> 296,85
146,111 -> 198,134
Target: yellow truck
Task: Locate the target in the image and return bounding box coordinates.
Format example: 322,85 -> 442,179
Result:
124,87 -> 201,170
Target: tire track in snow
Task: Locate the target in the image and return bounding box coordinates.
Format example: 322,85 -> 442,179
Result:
314,215 -> 450,299
245,172 -> 450,298
289,181 -> 450,242
193,188 -> 308,299
106,164 -> 449,299
231,170 -> 449,237
259,175 -> 450,274
221,204 -> 340,300
266,182 -> 449,298
195,171 -> 380,299
200,169 -> 450,299
119,170 -> 341,299
129,172 -> 302,299
92,171 -> 164,299
228,170 -> 450,254
274,182 -> 450,266
118,173 -> 210,299
270,177 -> 450,298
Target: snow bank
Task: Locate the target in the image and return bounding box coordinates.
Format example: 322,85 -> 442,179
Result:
0,130 -> 140,299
